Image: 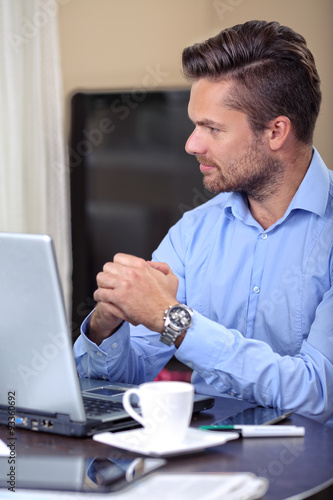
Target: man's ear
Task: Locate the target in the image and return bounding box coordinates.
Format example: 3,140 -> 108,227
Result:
266,116 -> 291,151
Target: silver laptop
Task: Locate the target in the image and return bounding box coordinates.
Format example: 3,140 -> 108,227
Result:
0,232 -> 214,437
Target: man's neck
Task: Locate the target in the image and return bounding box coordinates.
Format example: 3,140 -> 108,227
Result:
248,146 -> 313,230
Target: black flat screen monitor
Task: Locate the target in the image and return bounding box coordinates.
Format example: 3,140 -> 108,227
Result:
69,90 -> 214,335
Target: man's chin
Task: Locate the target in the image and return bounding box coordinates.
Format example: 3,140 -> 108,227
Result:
203,177 -> 229,195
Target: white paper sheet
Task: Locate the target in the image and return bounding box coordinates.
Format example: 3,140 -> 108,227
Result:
0,472 -> 269,500
0,439 -> 10,457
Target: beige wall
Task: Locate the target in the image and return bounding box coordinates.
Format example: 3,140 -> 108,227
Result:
58,0 -> 333,166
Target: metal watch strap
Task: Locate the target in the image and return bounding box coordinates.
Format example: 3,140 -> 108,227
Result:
159,325 -> 180,346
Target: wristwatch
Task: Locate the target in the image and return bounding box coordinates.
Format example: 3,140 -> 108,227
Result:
159,303 -> 193,346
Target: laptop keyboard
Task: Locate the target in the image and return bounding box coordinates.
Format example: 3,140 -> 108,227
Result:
83,397 -> 125,417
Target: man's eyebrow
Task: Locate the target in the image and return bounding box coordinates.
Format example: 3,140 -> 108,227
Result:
192,118 -> 224,128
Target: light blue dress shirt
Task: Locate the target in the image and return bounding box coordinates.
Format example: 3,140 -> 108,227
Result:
74,148 -> 333,423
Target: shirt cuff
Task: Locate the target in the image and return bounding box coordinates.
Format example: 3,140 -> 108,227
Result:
80,311 -> 126,356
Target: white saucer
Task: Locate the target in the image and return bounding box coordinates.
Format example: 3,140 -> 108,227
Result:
93,427 -> 239,457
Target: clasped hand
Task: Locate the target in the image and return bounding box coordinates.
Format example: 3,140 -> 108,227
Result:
88,253 -> 179,344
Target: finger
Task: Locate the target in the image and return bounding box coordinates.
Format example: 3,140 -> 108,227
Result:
98,259 -> 130,286
94,295 -> 138,327
113,253 -> 147,268
96,271 -> 118,289
102,261 -> 120,274
94,285 -> 118,303
147,261 -> 172,275
94,289 -> 124,317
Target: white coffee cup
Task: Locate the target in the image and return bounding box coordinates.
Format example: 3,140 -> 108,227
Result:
122,381 -> 194,448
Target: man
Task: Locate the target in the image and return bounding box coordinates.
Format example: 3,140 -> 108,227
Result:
74,20 -> 333,423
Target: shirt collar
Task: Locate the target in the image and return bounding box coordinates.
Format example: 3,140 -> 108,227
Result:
224,147 -> 330,223
287,147 -> 330,217
224,192 -> 252,222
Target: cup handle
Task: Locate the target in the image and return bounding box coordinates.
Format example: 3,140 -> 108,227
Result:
122,388 -> 145,426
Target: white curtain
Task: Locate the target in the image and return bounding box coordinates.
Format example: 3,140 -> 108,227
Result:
0,0 -> 71,315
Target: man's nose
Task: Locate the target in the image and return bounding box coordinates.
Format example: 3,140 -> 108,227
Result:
185,129 -> 207,156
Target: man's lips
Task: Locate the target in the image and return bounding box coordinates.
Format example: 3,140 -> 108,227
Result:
196,157 -> 217,173
199,163 -> 216,173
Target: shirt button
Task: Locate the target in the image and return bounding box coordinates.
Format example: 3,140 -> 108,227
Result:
253,286 -> 260,294
111,342 -> 118,349
96,351 -> 103,357
261,233 -> 268,240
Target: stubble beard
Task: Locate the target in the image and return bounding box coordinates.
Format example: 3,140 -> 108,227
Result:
197,138 -> 285,202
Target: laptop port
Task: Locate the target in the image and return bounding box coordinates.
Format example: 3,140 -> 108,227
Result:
15,416 -> 28,426
41,419 -> 54,429
31,419 -> 39,430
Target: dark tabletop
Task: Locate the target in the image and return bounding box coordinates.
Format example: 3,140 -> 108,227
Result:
1,395 -> 333,500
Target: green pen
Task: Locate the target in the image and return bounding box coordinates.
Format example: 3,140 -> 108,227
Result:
199,425 -> 238,431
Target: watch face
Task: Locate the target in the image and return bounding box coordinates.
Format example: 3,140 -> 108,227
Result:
169,306 -> 192,329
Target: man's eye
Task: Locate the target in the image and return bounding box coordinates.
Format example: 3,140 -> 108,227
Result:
209,127 -> 219,133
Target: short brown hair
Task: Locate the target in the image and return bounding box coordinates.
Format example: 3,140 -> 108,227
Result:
182,20 -> 321,144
